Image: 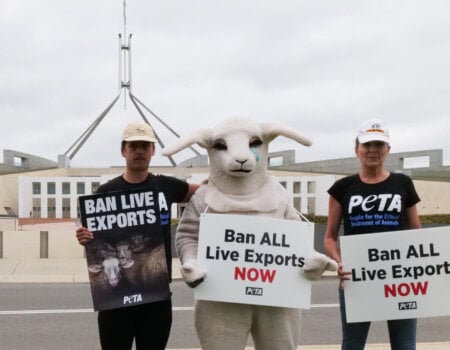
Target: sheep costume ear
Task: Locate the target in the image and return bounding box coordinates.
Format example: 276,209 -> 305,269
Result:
161,128 -> 213,156
161,118 -> 313,156
259,122 -> 313,146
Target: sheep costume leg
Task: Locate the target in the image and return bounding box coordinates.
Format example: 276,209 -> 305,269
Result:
162,117 -> 338,350
195,301 -> 300,350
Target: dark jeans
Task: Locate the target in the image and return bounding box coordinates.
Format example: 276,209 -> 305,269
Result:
339,288 -> 416,350
98,299 -> 172,350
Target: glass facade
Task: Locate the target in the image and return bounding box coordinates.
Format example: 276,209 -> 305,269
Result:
77,182 -> 85,195
62,182 -> 71,195
47,182 -> 56,195
32,182 -> 41,195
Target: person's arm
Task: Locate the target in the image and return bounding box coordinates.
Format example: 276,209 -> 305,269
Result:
324,196 -> 343,262
406,204 -> 421,229
323,195 -> 351,287
176,188 -> 208,287
182,183 -> 200,202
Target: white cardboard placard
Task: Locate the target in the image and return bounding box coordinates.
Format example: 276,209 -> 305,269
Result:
340,226 -> 450,322
194,213 -> 314,309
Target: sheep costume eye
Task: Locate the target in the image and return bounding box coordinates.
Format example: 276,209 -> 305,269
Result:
212,137 -> 263,152
162,117 -> 312,179
212,141 -> 227,151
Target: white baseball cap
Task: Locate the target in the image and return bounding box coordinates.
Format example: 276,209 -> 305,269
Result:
121,121 -> 158,143
357,118 -> 390,144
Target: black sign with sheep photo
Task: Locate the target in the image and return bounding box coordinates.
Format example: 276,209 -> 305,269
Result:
79,188 -> 170,311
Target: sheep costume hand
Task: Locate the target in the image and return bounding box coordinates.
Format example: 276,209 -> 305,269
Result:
162,117 -> 337,350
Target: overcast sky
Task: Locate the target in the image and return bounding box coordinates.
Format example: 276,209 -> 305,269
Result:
1,0 -> 449,168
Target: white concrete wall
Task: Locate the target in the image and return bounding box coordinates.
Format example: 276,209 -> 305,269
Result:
1,230 -> 85,259
3,231 -> 41,259
0,218 -> 18,231
414,180 -> 450,215
48,231 -> 85,258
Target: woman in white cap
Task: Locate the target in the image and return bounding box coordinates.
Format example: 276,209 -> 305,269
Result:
324,118 -> 422,350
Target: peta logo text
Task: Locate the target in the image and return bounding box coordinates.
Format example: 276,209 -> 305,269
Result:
348,194 -> 401,214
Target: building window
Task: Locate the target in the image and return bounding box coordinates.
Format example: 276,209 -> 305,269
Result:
62,182 -> 71,195
32,198 -> 41,218
47,182 -> 56,195
404,156 -> 430,169
268,156 -> 283,167
14,156 -> 27,167
307,197 -> 316,215
77,182 -> 85,194
279,181 -> 287,189
47,198 -> 56,219
32,182 -> 41,195
62,198 -> 71,218
293,181 -> 301,194
307,181 -> 316,194
293,197 -> 301,212
91,182 -> 100,194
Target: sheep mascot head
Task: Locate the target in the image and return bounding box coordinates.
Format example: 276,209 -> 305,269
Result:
162,117 -> 312,195
162,117 -> 337,350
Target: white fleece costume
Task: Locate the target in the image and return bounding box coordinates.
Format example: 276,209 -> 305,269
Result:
162,117 -> 337,350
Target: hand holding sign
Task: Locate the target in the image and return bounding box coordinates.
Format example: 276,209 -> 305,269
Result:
303,252 -> 338,281
181,258 -> 207,288
337,262 -> 352,289
76,226 -> 94,245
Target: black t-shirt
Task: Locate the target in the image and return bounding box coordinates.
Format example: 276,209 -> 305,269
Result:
328,172 -> 420,235
96,173 -> 189,279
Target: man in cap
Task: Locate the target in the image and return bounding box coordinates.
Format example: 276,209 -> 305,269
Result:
76,121 -> 198,350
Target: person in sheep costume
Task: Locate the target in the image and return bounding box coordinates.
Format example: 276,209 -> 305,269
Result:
162,117 -> 338,350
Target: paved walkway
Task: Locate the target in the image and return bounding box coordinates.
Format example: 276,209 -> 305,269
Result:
0,258 -> 89,283
171,347 -> 450,350
173,344 -> 450,350
0,258 -> 179,283
247,346 -> 450,350
0,258 -> 448,349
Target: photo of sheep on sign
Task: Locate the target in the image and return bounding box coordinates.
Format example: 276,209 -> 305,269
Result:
79,188 -> 170,311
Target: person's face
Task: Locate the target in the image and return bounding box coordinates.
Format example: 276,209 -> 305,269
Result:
355,140 -> 390,168
121,141 -> 155,171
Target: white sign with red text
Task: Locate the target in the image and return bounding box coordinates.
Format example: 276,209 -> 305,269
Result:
340,226 -> 450,322
194,213 -> 314,309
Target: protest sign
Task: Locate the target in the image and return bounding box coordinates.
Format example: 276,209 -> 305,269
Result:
340,226 -> 450,322
79,188 -> 170,311
194,213 -> 314,309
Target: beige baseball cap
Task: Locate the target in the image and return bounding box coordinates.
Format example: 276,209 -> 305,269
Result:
121,121 -> 158,143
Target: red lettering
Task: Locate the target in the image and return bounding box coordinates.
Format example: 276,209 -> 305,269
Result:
259,268 -> 276,283
234,267 -> 277,283
247,268 -> 259,281
234,266 -> 246,280
384,281 -> 429,298
411,281 -> 428,295
385,284 -> 397,297
398,283 -> 410,296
